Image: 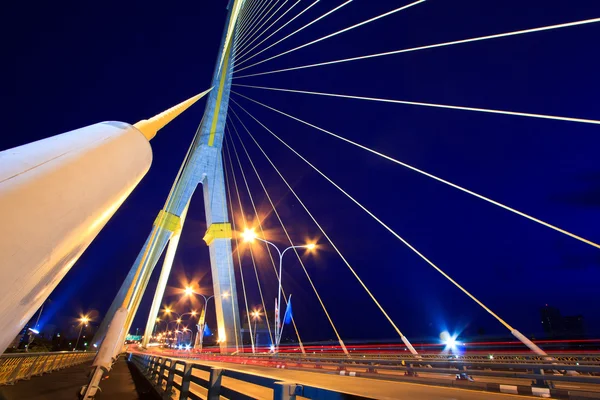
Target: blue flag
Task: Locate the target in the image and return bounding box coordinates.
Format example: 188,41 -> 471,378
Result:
203,324 -> 212,336
283,296 -> 293,325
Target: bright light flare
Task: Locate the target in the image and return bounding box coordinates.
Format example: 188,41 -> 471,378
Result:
184,286 -> 194,296
242,228 -> 257,242
305,243 -> 316,250
222,291 -> 230,299
176,318 -> 182,324
440,330 -> 459,351
80,316 -> 90,324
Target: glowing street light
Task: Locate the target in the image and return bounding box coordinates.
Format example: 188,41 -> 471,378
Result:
74,315 -> 90,351
242,228 -> 316,352
251,309 -> 262,351
180,288 -> 231,351
441,331 -> 459,352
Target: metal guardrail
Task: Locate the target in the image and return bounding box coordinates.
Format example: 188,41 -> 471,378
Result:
156,350 -> 600,389
0,351 -> 95,385
129,352 -> 368,400
250,351 -> 600,364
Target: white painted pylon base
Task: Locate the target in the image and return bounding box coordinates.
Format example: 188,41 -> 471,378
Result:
0,122 -> 152,355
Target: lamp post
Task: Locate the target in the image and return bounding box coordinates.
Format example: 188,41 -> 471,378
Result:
153,317 -> 161,336
183,287 -> 230,351
242,228 -> 315,352
251,310 -> 261,353
74,316 -> 90,351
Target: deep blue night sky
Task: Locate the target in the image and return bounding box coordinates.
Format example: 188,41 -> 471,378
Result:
2,0 -> 599,344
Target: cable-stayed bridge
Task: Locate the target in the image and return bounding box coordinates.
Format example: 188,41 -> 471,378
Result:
1,0 -> 599,399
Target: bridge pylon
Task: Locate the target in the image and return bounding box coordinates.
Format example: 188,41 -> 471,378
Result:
93,0 -> 244,353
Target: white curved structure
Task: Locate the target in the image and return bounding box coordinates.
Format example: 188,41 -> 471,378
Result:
0,89 -> 210,355
0,122 -> 151,353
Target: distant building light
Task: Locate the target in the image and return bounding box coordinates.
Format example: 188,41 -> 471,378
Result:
28,328 -> 40,334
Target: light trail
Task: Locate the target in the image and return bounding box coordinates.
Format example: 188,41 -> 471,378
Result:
228,108 -> 349,355
231,89 -> 600,250
230,98 -> 418,350
235,0 -> 319,66
234,16 -> 600,78
235,0 -> 351,68
235,0 -> 301,61
236,0 -> 426,73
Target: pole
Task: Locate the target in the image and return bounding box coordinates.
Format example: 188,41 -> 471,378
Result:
253,317 -> 257,353
34,303 -> 44,330
276,252 -> 283,351
75,324 -> 84,351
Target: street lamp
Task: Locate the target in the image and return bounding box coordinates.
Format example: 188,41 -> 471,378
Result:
74,316 -> 90,351
183,288 -> 231,351
162,308 -> 199,346
251,310 -> 261,352
242,228 -> 315,352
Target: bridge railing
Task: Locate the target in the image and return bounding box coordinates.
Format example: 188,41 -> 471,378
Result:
0,351 -> 95,385
128,352 -> 362,400
148,350 -> 600,390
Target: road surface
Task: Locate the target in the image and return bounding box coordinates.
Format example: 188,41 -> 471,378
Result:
167,356 -> 553,400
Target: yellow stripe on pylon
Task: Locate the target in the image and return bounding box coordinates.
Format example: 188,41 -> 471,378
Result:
208,42 -> 232,147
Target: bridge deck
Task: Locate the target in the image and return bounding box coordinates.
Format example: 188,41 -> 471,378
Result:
0,356 -> 159,400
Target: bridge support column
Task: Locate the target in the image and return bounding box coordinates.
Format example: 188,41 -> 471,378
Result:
202,153 -> 241,352
141,203 -> 190,348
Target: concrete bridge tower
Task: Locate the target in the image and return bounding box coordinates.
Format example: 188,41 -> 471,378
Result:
95,0 -> 244,352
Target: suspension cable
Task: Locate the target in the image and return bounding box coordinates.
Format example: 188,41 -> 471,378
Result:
237,0 -> 266,37
232,88 -> 600,250
236,0 -> 258,33
224,130 -> 275,345
218,146 -> 240,352
229,108 -> 349,355
227,118 -> 306,353
235,0 -> 351,68
236,0 -> 270,46
236,0 -> 425,73
230,99 -> 414,342
232,97 -> 522,333
236,0 -> 289,57
235,0 -> 301,62
235,0 -> 319,67
234,84 -> 600,126
234,16 -> 600,78
223,145 -> 256,353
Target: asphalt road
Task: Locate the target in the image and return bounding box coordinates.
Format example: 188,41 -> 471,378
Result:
168,356 -> 551,400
